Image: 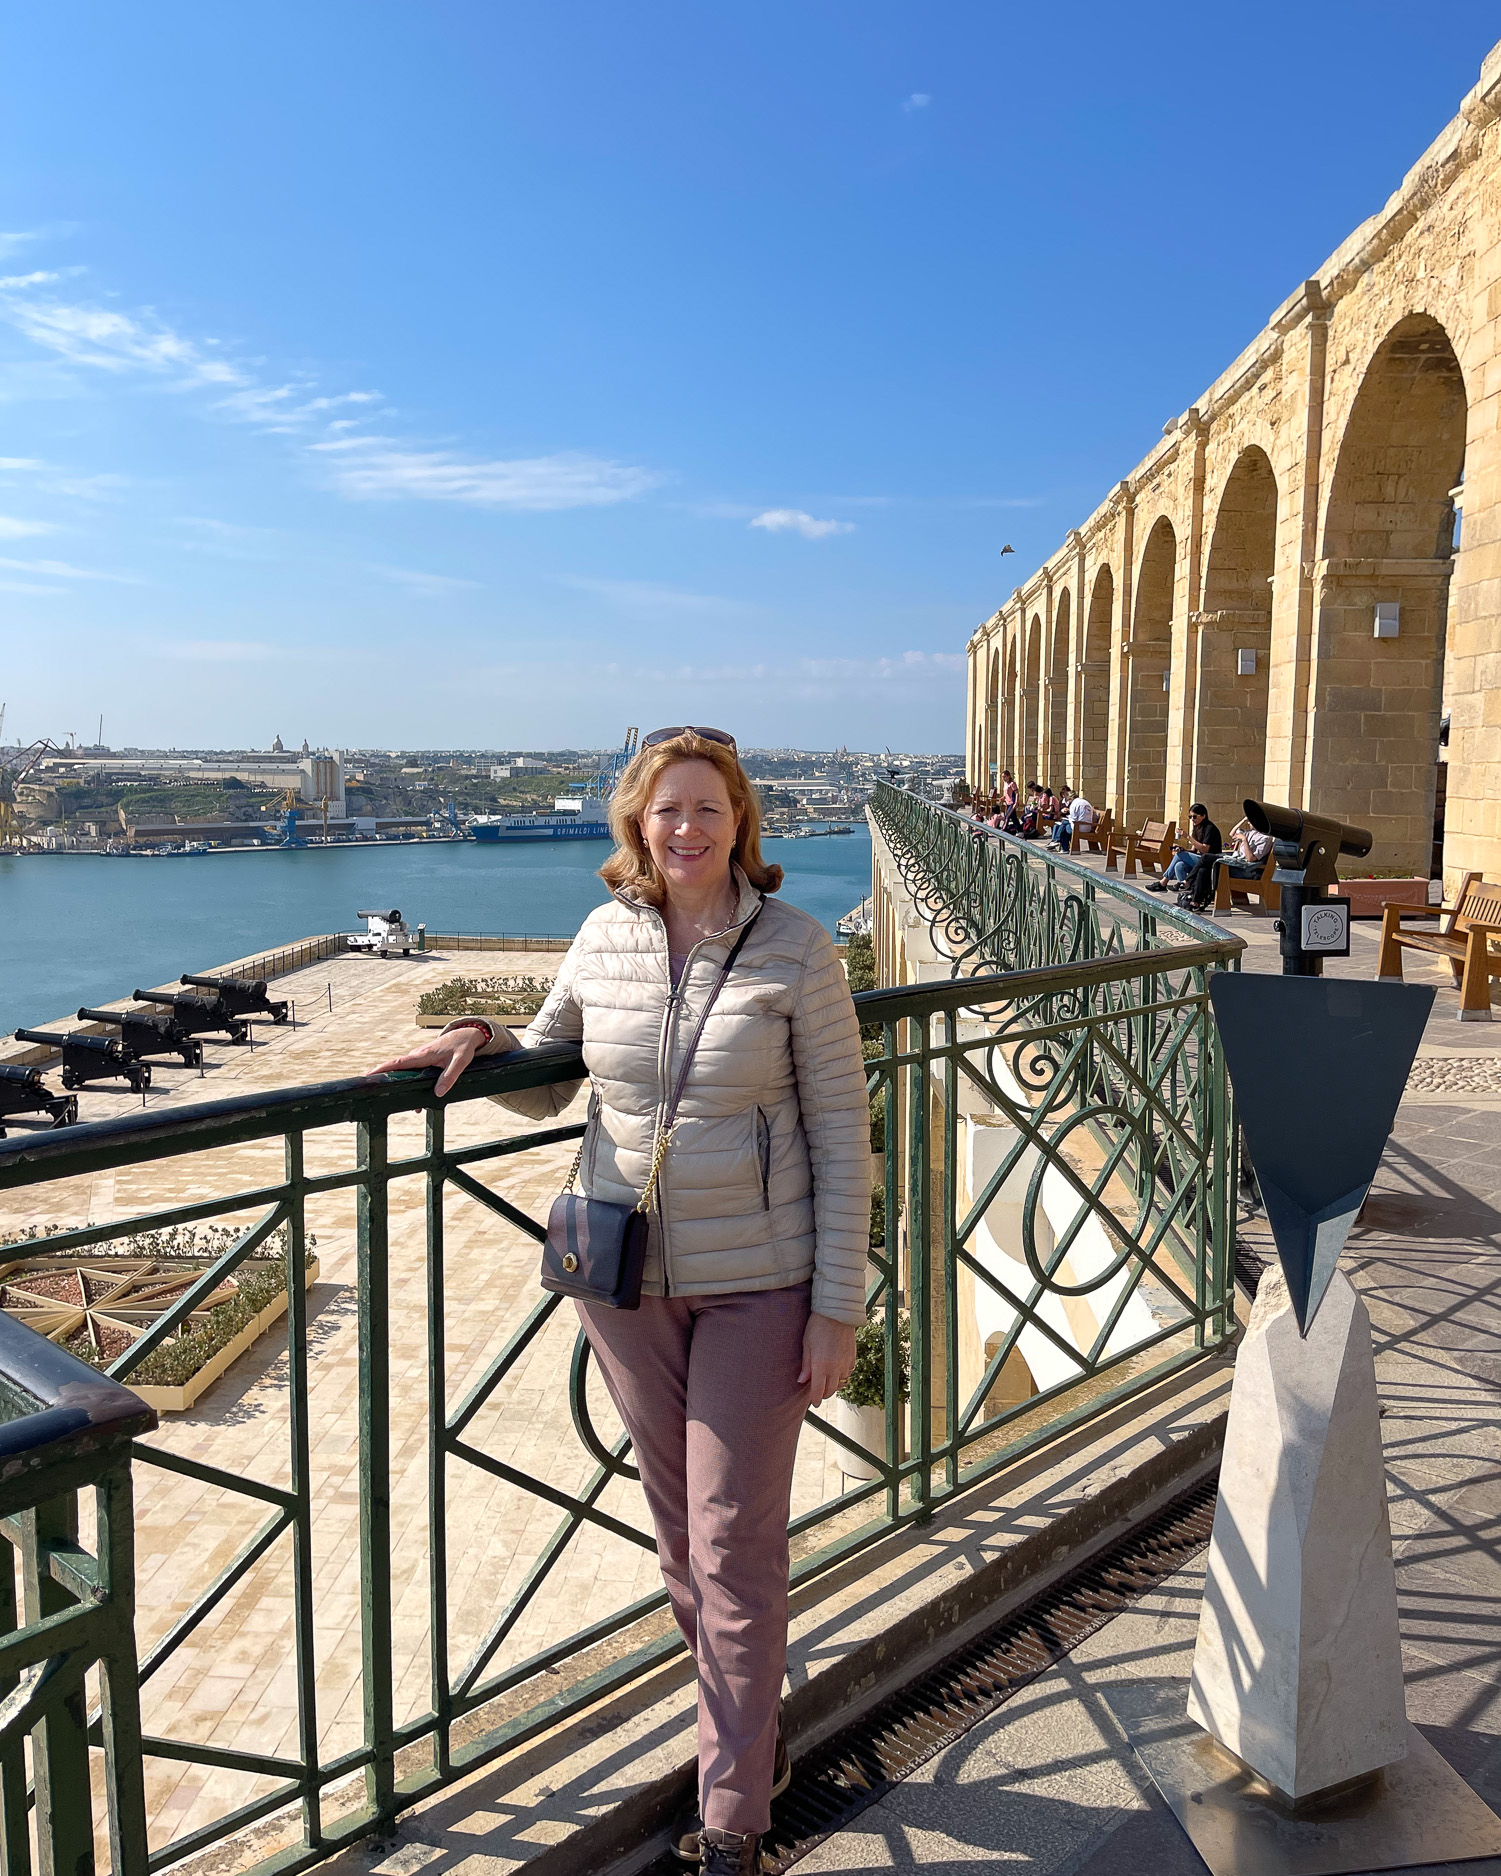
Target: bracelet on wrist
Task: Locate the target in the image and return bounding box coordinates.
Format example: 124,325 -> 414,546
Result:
442,1017 -> 496,1045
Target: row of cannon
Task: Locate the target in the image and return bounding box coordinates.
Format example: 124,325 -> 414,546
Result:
0,974 -> 290,1134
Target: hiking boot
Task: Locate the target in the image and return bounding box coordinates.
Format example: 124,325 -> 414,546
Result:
672,1722 -> 790,1863
700,1829 -> 763,1875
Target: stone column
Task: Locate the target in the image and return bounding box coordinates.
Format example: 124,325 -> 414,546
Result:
1264,281 -> 1330,812
1106,486 -> 1135,823
1167,411 -> 1208,823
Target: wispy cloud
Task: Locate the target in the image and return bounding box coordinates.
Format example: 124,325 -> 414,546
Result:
0,515 -> 56,539
0,244 -> 663,522
0,555 -> 141,583
212,384 -> 383,433
0,456 -> 130,502
0,289 -> 247,386
902,93 -> 931,112
750,508 -> 854,540
367,562 -> 481,596
315,439 -> 660,511
0,578 -> 64,596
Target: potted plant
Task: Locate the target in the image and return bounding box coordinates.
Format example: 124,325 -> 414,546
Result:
829,1311 -> 909,1485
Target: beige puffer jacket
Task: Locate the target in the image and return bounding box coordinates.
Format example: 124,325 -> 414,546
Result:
464,867 -> 871,1325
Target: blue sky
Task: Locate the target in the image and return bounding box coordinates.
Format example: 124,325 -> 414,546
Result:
1,4 -> 1497,755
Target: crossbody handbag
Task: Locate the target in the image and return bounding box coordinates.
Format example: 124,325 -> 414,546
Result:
539,903 -> 763,1310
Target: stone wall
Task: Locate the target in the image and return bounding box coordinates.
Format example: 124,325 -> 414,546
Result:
966,37 -> 1501,890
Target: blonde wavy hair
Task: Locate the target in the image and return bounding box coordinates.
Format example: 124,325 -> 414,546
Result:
599,731 -> 784,906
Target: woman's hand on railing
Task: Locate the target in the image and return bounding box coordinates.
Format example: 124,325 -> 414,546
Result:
371,1029 -> 485,1098
799,1312 -> 858,1406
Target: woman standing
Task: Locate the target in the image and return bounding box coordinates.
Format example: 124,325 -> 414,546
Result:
375,729 -> 871,1875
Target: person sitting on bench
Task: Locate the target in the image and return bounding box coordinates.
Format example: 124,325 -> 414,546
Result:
1199,819 -> 1274,913
1052,789 -> 1094,852
1147,804 -> 1221,903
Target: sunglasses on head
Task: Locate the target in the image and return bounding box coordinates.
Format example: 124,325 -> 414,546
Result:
641,726 -> 738,752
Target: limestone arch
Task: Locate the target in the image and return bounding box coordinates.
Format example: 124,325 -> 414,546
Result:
1024,614 -> 1043,785
1047,591 -> 1070,790
1078,565 -> 1113,808
1125,517 -> 1176,822
1314,313 -> 1465,872
1195,446 -> 1277,822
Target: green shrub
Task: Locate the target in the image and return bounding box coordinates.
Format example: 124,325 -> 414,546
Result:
844,933 -> 876,995
417,975 -> 554,1018
838,1312 -> 910,1410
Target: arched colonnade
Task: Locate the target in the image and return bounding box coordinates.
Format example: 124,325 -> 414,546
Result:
965,45 -> 1501,890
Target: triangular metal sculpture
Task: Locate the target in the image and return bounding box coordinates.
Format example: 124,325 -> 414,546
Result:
1208,974 -> 1433,1333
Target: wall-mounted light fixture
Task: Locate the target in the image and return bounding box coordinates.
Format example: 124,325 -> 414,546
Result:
1237,649 -> 1257,676
1374,602 -> 1400,639
1162,672 -> 1171,691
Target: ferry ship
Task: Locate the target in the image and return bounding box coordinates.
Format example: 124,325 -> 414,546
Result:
469,796 -> 612,844
468,730 -> 636,844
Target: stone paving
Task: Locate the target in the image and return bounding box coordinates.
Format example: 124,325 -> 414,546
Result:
794,862 -> 1501,1871
0,945 -> 847,1862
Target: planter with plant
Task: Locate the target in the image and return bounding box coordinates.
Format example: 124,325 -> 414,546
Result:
0,1222 -> 319,1412
829,1309 -> 910,1484
415,974 -> 554,1025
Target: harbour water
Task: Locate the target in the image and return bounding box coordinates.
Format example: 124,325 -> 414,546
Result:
0,827 -> 872,1038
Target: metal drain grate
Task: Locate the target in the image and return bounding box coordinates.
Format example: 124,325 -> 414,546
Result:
644,1477 -> 1218,1874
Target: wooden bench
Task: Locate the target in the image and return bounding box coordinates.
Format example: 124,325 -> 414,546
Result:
1107,818 -> 1177,879
1075,808 -> 1113,855
1212,846 -> 1280,917
1378,871 -> 1501,1020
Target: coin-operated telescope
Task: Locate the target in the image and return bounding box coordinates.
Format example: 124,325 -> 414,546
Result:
1242,800 -> 1372,977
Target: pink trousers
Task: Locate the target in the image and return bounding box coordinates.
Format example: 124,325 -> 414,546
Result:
577,1284 -> 811,1836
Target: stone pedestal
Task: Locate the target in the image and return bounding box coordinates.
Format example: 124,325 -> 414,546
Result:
1187,1265 -> 1406,1801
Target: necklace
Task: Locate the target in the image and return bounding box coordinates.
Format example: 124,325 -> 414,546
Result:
668,881 -> 738,952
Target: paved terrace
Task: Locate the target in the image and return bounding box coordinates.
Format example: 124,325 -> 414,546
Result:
6,869 -> 1501,1875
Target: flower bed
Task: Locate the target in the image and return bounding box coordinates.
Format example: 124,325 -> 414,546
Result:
0,1222 -> 319,1411
415,974 -> 554,1027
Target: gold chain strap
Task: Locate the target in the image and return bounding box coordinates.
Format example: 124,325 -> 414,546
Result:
562,1119 -> 675,1214
636,1121 -> 676,1215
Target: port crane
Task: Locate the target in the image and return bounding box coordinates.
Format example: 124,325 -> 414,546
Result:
565,727 -> 639,804
0,711 -> 66,849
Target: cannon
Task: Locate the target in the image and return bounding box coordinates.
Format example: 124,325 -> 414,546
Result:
130,990 -> 248,1045
349,909 -> 416,957
78,1007 -> 204,1069
13,1030 -> 151,1094
0,1063 -> 78,1136
180,974 -> 289,1022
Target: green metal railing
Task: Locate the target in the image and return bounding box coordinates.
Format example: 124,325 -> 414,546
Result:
870,779 -> 1230,973
0,795 -> 1244,1876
